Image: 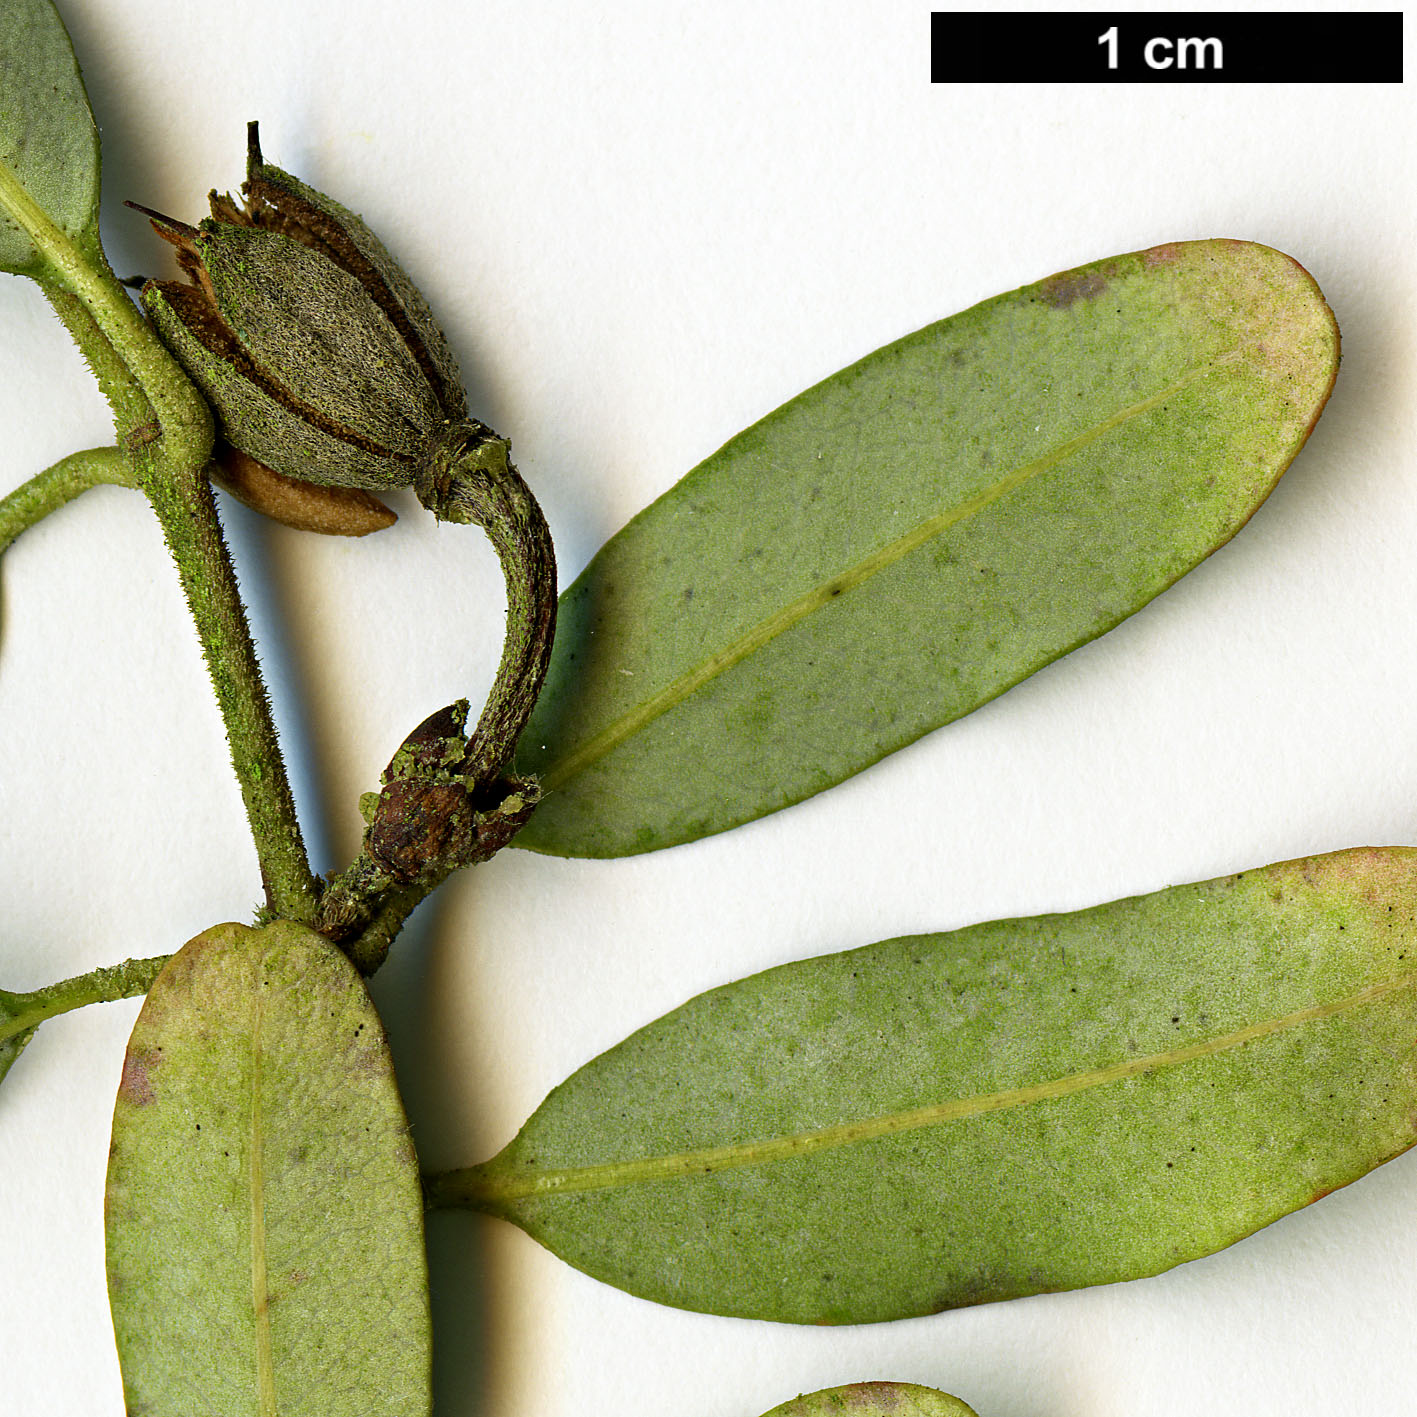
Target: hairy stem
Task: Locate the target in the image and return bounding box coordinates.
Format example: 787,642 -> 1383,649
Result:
1,954 -> 170,1050
35,272 -> 154,439
0,156 -> 318,922
144,469 -> 321,924
418,421 -> 558,784
0,446 -> 135,555
317,424 -> 557,960
0,157 -> 208,457
342,883 -> 429,977
439,460 -> 556,785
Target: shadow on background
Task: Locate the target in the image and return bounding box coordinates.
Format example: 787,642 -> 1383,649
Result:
367,887 -> 530,1417
425,1208 -> 502,1417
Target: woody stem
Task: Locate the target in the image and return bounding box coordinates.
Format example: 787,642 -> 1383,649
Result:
320,426 -> 557,972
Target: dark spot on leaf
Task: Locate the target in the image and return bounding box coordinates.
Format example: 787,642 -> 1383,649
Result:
1040,271 -> 1107,308
1142,242 -> 1184,268
118,1049 -> 159,1106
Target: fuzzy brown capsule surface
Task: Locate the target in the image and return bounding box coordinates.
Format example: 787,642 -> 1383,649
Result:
137,123 -> 468,501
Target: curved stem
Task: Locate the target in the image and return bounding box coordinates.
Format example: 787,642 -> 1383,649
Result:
0,446 -> 135,555
318,425 -> 557,962
459,461 -> 557,785
418,421 -> 558,784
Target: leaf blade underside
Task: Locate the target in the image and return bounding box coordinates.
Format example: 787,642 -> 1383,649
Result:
0,0 -> 101,276
447,847 -> 1417,1324
762,1382 -> 980,1416
515,240 -> 1338,857
105,922 -> 431,1416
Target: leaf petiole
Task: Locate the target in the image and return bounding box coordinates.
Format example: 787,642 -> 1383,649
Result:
1,953 -> 170,1052
0,445 -> 136,555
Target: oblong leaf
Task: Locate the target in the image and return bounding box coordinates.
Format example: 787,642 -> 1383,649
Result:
106,921 -> 430,1415
515,241 -> 1338,856
0,0 -> 101,275
763,1383 -> 979,1416
444,847 -> 1417,1323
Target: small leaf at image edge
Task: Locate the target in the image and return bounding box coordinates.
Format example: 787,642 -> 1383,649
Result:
761,1381 -> 980,1416
0,0 -> 101,275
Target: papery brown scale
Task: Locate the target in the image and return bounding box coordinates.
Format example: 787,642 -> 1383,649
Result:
366,781 -> 477,885
211,445 -> 397,537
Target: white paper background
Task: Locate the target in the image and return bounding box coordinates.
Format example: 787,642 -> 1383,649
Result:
1,1 -> 1414,1413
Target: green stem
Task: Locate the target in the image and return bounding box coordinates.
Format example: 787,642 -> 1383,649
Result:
343,883 -> 428,977
1,954 -> 170,1050
144,469 -> 321,924
318,426 -> 557,961
419,422 -> 558,785
0,446 -> 135,555
0,157 -> 208,460
36,271 -> 153,439
0,156 -> 319,923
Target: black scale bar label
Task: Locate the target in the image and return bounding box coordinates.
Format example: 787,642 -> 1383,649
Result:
932,11 -> 1402,82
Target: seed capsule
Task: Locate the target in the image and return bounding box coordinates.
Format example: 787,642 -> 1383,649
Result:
135,122 -> 468,502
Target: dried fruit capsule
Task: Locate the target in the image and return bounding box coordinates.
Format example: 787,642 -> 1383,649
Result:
135,122 -> 467,502
136,124 -> 559,883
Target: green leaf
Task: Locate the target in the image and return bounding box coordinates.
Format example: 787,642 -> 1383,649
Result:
439,847 -> 1417,1323
0,0 -> 101,275
0,984 -> 40,1088
762,1384 -> 979,1417
106,922 -> 430,1415
0,1018 -> 37,1088
515,241 -> 1338,857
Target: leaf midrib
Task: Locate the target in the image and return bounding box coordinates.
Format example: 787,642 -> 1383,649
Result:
541,353 -> 1241,791
248,971 -> 277,1417
467,967 -> 1412,1205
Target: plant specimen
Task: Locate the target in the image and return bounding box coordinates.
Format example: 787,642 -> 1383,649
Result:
5,2 -> 1410,1414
